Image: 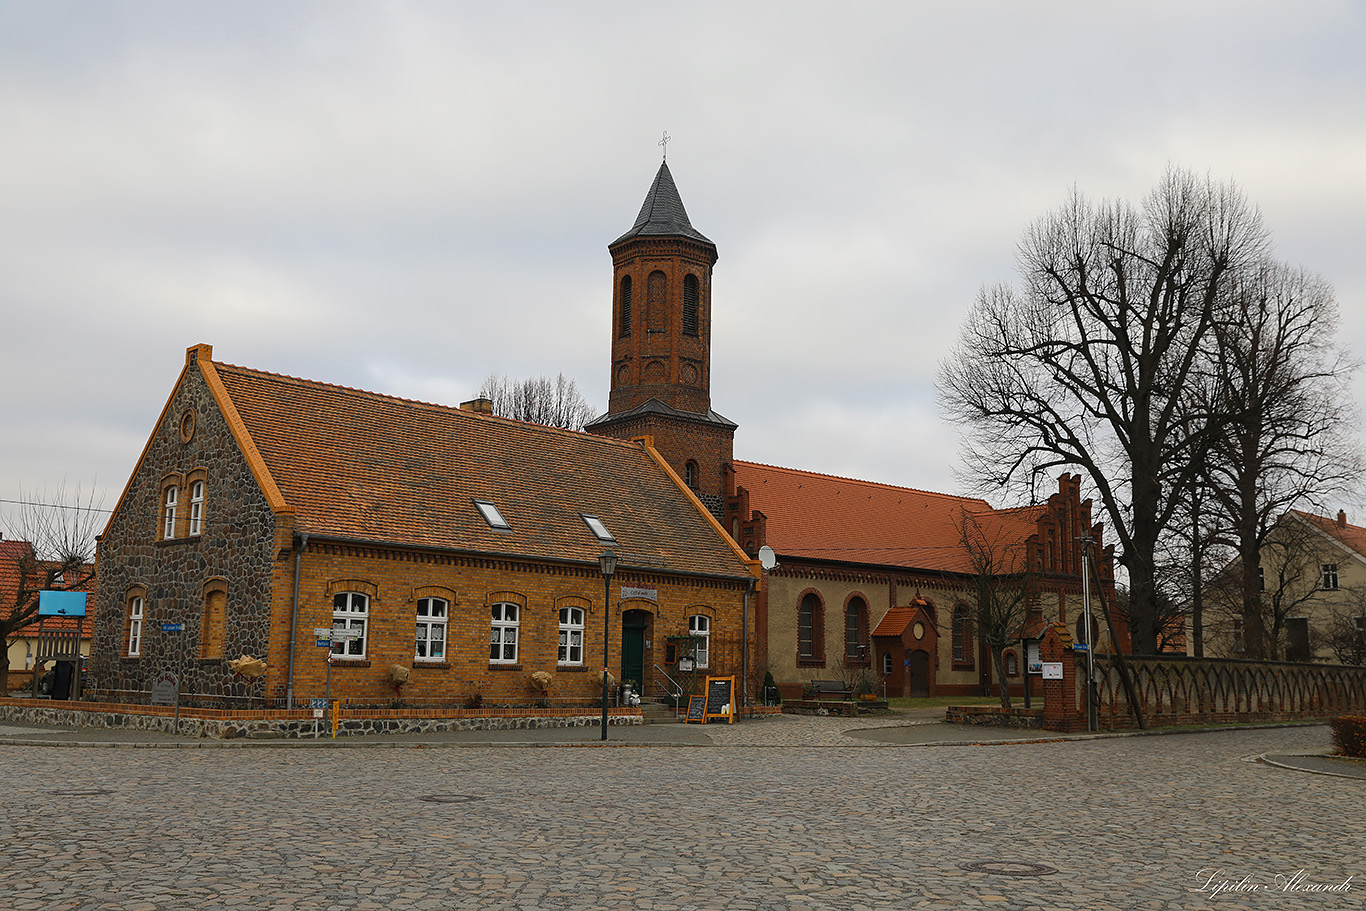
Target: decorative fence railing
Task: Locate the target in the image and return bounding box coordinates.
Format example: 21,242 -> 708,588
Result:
1091,655 -> 1366,729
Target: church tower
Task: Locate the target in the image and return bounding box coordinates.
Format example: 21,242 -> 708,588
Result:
586,161 -> 736,519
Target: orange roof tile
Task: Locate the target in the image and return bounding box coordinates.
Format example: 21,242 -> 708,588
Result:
735,461 -> 1038,574
212,362 -> 752,580
1293,510 -> 1366,559
872,605 -> 916,637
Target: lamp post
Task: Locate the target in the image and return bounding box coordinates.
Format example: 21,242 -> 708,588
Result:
598,549 -> 617,741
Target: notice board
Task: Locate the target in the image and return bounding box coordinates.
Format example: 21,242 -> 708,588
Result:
685,695 -> 706,723
704,675 -> 735,724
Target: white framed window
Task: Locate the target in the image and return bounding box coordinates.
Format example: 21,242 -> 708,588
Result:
689,614 -> 710,669
490,602 -> 519,663
163,486 -> 178,539
559,606 -> 585,665
882,652 -> 892,676
332,592 -> 368,658
188,480 -> 205,536
1322,564 -> 1339,590
127,596 -> 144,657
580,514 -> 616,544
415,598 -> 447,661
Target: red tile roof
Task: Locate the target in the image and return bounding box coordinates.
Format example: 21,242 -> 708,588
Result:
1293,510 -> 1366,559
871,605 -> 916,637
211,362 -> 753,580
0,541 -> 97,636
734,461 -> 1039,574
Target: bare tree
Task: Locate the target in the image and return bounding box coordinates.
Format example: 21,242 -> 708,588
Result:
956,508 -> 1034,709
1199,263 -> 1362,659
1324,596 -> 1366,665
940,167 -> 1268,654
1,484 -> 101,684
478,373 -> 597,430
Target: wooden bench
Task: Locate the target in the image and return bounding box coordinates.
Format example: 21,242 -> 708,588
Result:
808,679 -> 853,700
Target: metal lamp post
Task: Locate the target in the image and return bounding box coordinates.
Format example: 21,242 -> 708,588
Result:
598,549 -> 617,741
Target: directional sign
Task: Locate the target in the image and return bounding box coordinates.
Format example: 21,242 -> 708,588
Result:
313,628 -> 333,639
330,628 -> 360,641
161,623 -> 184,633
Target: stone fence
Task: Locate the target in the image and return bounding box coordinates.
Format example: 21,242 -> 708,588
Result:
1090,654 -> 1366,730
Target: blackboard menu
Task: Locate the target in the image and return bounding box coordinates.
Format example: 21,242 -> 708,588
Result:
686,695 -> 706,723
704,675 -> 735,724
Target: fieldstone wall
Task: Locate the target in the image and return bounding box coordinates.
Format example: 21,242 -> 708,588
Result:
89,356 -> 278,705
945,705 -> 1044,727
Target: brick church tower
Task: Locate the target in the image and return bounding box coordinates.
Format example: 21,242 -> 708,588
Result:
586,162 -> 736,519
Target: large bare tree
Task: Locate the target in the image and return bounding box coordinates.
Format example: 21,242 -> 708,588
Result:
956,508 -> 1034,709
1200,263 -> 1361,658
1,485 -> 101,685
939,168 -> 1267,654
478,372 -> 596,431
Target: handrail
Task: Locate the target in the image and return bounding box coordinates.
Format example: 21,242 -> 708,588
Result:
654,664 -> 684,719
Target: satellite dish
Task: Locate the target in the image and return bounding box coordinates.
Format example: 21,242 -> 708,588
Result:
758,545 -> 777,571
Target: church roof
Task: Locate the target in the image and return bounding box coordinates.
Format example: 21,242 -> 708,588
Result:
733,460 -> 1042,575
205,359 -> 754,581
584,396 -> 736,432
611,161 -> 714,247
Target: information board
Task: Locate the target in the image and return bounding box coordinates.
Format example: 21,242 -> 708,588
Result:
685,695 -> 706,723
1041,662 -> 1064,680
150,671 -> 179,706
704,675 -> 735,724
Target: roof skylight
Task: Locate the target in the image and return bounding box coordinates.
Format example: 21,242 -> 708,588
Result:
474,500 -> 511,531
581,513 -> 616,544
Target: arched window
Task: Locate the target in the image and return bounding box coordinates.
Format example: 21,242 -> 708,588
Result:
844,596 -> 868,662
1005,651 -> 1019,676
647,270 -> 666,332
200,580 -> 228,659
684,460 -> 699,489
619,275 -> 632,337
332,592 -> 369,659
162,485 -> 178,540
683,274 -> 699,336
188,480 -> 205,536
952,605 -> 973,668
882,652 -> 893,676
798,593 -> 823,663
126,593 -> 145,658
559,606 -> 584,666
689,614 -> 710,668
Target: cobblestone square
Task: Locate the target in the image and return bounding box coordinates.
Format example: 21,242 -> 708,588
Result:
0,720 -> 1359,910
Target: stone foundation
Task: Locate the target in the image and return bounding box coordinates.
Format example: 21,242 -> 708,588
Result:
946,705 -> 1044,728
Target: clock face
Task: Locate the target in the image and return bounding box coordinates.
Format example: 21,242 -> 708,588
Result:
913,621 -> 925,641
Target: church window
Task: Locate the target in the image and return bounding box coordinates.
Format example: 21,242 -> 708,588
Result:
1005,651 -> 1019,676
619,275 -> 632,337
798,592 -> 824,664
683,274 -> 699,336
882,652 -> 893,675
647,270 -> 666,332
952,604 -> 973,668
844,596 -> 868,662
685,460 -> 699,489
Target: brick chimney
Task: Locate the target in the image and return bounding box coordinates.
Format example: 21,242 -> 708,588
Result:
1338,510 -> 1348,528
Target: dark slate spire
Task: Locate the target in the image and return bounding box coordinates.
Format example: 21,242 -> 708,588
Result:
611,161 -> 714,246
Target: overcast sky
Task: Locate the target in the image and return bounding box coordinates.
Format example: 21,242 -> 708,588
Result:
2,1 -> 1364,531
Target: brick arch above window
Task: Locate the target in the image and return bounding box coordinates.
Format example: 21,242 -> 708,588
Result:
484,590 -> 527,608
411,585 -> 456,604
327,579 -> 378,599
556,593 -> 593,616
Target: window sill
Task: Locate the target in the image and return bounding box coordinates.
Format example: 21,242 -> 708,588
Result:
412,661 -> 450,670
156,535 -> 203,548
796,658 -> 826,668
557,664 -> 587,672
328,659 -> 371,668
488,663 -> 522,671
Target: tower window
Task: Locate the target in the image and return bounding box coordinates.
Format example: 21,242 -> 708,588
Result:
619,275 -> 632,338
684,460 -> 699,489
683,274 -> 699,336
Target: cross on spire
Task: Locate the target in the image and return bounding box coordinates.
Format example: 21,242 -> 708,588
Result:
659,131 -> 671,160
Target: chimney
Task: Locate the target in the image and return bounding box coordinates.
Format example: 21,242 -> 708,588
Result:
1338,510 -> 1348,528
459,397 -> 493,415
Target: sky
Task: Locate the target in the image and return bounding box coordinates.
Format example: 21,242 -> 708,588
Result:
2,1 -> 1364,532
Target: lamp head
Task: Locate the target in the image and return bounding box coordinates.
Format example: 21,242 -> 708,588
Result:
598,549 -> 618,579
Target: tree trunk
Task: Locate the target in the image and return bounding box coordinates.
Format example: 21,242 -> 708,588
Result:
992,647 -> 1012,710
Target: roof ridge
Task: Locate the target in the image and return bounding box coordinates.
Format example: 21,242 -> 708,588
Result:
1293,508 -> 1366,534
733,459 -> 991,504
213,360 -> 643,452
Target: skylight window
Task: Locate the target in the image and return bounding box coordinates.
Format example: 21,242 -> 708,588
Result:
474,500 -> 511,531
581,513 -> 616,544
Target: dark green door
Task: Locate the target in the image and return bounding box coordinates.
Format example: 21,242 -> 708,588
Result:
621,610 -> 649,690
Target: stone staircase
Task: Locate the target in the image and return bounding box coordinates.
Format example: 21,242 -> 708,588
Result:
638,698 -> 682,724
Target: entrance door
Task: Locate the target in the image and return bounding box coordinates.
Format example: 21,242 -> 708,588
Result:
908,649 -> 930,697
621,610 -> 649,691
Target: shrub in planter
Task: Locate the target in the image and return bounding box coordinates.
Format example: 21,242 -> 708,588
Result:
1330,715 -> 1366,758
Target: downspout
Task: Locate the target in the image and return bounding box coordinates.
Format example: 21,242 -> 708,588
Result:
286,533 -> 307,708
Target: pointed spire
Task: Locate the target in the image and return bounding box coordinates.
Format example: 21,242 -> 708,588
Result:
612,161 -> 713,247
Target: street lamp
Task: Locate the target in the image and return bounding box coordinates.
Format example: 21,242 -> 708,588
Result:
598,549 -> 617,741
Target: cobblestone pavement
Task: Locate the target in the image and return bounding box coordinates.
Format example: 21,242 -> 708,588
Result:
0,722 -> 1359,910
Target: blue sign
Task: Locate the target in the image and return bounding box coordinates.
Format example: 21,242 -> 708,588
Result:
38,590 -> 87,617
1072,643 -> 1089,651
316,639 -> 331,648
161,623 -> 184,633
310,698 -> 327,709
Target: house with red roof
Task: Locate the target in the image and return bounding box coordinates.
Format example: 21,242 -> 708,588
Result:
88,344 -> 759,708
1199,509 -> 1366,663
2,537 -> 97,694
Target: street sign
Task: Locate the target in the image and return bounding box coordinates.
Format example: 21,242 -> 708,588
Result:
313,628 -> 333,639
330,628 -> 360,641
313,709 -> 324,718
310,698 -> 327,709
161,623 -> 184,633
316,639 -> 331,648
1072,643 -> 1089,651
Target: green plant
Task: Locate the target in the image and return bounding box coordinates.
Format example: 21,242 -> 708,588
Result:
762,671 -> 781,705
1330,715 -> 1366,758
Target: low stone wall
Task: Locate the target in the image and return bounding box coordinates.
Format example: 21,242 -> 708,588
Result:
946,705 -> 1044,728
0,697 -> 642,739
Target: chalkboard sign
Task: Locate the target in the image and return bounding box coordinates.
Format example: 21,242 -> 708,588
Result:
704,675 -> 735,724
685,695 -> 706,723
